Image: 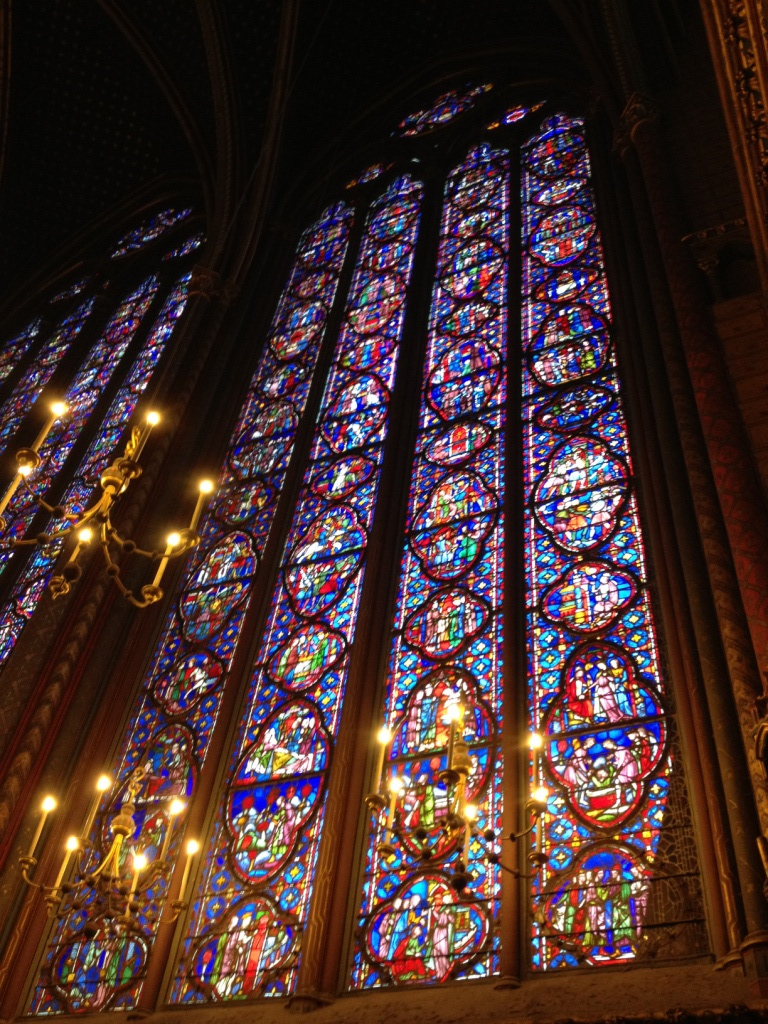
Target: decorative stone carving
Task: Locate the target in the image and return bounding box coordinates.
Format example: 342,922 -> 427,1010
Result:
189,264 -> 238,304
614,92 -> 660,155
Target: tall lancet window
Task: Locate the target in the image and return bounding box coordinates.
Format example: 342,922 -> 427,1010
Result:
19,90 -> 707,1017
353,143 -> 508,987
27,202 -> 355,1014
521,116 -> 701,968
0,207 -> 203,671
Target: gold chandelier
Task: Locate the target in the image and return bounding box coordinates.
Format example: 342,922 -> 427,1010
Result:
366,704 -> 549,892
0,403 -> 214,607
21,770 -> 199,929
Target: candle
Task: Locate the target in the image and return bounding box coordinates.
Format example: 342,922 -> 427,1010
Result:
81,774 -> 112,840
178,839 -> 200,902
453,775 -> 466,818
373,726 -> 391,794
72,526 -> 92,560
462,804 -> 477,867
160,798 -> 185,861
386,776 -> 404,835
0,474 -> 23,520
531,786 -> 548,816
27,796 -> 56,859
31,401 -> 67,454
188,479 -> 214,534
446,702 -> 462,772
456,702 -> 465,737
529,731 -> 543,772
53,836 -> 80,890
132,411 -> 160,462
126,853 -> 148,917
152,533 -> 180,589
60,528 -> 92,577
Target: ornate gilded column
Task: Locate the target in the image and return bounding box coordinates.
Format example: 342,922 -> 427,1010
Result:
699,0 -> 768,291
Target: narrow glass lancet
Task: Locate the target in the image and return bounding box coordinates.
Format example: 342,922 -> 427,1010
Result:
0,279 -> 160,590
28,203 -> 354,1014
0,274 -> 192,666
521,115 -> 679,968
0,317 -> 43,384
111,209 -> 193,258
171,175 -> 423,1002
0,298 -> 95,451
352,143 -> 509,988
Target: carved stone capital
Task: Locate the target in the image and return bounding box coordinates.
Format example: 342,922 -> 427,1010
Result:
188,264 -> 238,305
615,92 -> 661,155
680,218 -> 753,298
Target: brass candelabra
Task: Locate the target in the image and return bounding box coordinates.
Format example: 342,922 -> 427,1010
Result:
366,705 -> 549,892
0,402 -> 214,607
21,768 -> 199,931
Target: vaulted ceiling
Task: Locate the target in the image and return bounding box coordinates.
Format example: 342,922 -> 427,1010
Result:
0,0 -> 693,306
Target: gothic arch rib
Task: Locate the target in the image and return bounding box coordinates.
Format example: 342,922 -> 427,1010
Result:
194,0 -> 244,266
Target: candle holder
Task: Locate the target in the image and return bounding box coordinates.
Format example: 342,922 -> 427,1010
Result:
365,709 -> 549,893
20,768 -> 200,931
0,403 -> 215,608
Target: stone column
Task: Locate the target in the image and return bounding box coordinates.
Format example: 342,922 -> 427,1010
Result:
618,91 -> 768,990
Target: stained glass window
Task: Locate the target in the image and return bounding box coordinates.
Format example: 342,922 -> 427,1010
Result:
0,274 -> 193,666
486,102 -> 544,130
50,278 -> 89,303
396,85 -> 492,137
171,175 -> 423,1003
0,317 -> 43,383
346,163 -> 393,189
28,202 -> 354,1014
0,278 -> 159,566
0,298 -> 96,451
163,233 -> 206,261
20,97 -> 707,1016
352,143 -> 508,988
520,115 -> 704,967
111,208 -> 193,258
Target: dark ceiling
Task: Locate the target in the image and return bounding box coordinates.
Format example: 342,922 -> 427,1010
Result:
0,0 -> 691,310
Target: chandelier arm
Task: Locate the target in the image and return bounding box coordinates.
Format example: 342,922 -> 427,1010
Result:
31,497 -> 58,515
102,525 -> 157,560
6,536 -> 40,549
18,856 -> 44,889
105,526 -> 198,561
37,523 -> 79,547
507,820 -> 537,842
130,586 -> 164,608
99,529 -> 119,568
90,834 -> 124,881
165,900 -> 186,924
109,572 -> 143,601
